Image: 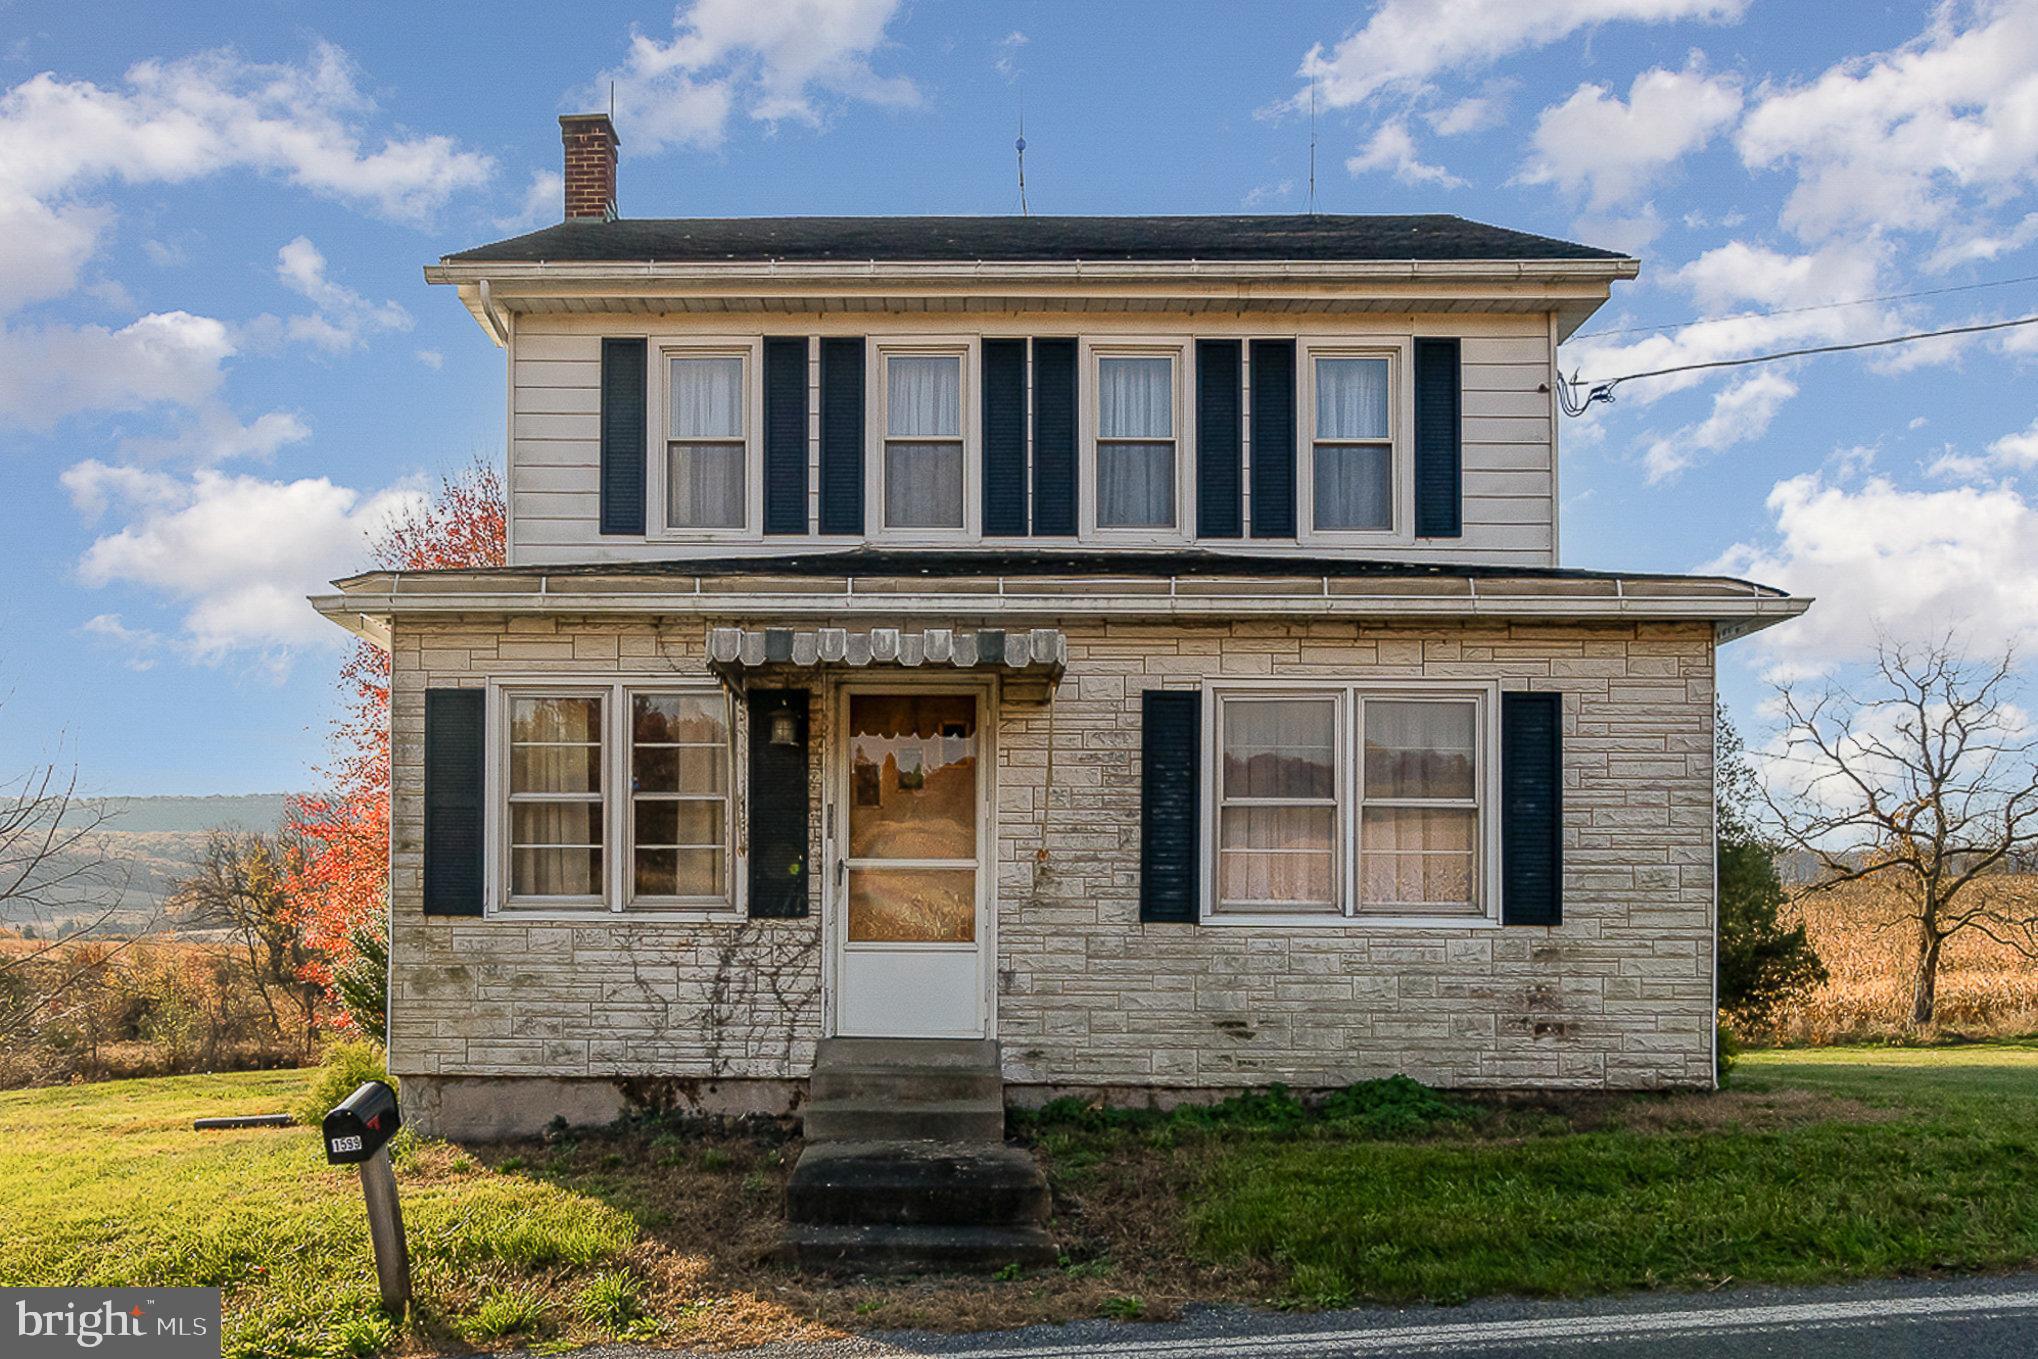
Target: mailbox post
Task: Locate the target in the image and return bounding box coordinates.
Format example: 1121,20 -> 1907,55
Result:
322,1081 -> 410,1317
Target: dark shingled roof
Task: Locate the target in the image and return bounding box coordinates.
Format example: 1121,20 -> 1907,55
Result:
443,214 -> 1630,266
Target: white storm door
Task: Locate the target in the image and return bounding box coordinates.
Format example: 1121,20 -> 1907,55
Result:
832,689 -> 989,1038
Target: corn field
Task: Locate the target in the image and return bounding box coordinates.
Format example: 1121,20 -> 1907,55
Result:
1763,874 -> 2038,1044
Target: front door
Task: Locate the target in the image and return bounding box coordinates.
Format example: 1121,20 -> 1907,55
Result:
829,687 -> 991,1038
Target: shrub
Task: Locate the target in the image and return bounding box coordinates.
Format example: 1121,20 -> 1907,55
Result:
462,1286 -> 548,1341
577,1269 -> 644,1331
293,1041 -> 394,1127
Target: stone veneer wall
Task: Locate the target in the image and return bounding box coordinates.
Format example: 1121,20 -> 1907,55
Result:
386,615 -> 1716,1132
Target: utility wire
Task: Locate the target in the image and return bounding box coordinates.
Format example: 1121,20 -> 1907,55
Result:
1558,312 -> 2038,417
1571,270 -> 2038,341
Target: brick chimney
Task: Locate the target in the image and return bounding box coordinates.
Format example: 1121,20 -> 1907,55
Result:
559,113 -> 620,221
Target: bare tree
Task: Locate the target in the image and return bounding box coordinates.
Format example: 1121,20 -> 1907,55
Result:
0,761 -> 146,1045
1765,636 -> 2038,1027
168,830 -> 321,1058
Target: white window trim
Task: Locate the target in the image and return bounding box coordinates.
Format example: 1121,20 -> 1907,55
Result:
1297,339 -> 1415,547
867,337 -> 980,543
485,677 -> 745,920
1081,337 -> 1194,543
649,336 -> 766,542
1199,678 -> 1502,929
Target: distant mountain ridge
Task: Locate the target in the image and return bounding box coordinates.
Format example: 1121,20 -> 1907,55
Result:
72,793 -> 295,834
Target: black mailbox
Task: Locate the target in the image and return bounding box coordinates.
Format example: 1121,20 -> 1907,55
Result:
323,1080 -> 401,1165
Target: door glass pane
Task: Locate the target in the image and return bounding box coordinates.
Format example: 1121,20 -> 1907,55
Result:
1222,699 -> 1336,799
884,442 -> 964,528
886,355 -> 961,436
1316,357 -> 1389,439
1364,701 -> 1477,798
1314,444 -> 1392,531
847,695 -> 978,859
848,867 -> 977,942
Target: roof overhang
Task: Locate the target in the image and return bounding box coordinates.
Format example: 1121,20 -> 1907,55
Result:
423,257 -> 1639,346
311,562 -> 1808,649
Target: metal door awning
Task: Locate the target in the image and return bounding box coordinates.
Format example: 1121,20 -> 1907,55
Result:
706,626 -> 1067,684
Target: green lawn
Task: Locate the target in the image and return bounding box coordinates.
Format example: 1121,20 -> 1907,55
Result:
3,1046 -> 2037,1356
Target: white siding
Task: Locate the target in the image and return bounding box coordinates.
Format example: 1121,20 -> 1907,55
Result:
503,311 -> 1563,568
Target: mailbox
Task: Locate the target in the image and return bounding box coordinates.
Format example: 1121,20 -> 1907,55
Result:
323,1080 -> 401,1165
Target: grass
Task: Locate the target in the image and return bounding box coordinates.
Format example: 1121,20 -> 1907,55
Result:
5,1048 -> 2038,1354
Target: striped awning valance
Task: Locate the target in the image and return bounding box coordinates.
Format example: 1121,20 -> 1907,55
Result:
706,626 -> 1066,682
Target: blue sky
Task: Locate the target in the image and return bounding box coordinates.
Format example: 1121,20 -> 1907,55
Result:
3,0 -> 2035,796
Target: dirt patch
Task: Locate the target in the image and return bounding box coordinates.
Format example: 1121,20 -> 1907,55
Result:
1616,1087 -> 1897,1133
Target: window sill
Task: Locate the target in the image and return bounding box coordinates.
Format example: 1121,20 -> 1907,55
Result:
1196,911 -> 1500,930
485,905 -> 747,924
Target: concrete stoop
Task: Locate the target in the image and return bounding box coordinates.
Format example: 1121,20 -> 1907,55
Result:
781,1039 -> 1056,1273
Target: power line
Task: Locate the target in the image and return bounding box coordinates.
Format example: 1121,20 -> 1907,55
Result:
1571,270 -> 2038,341
1558,312 -> 2038,416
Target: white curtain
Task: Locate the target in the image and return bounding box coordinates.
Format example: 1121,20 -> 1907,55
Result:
885,443 -> 964,528
1099,357 -> 1173,436
1097,443 -> 1174,527
1363,700 -> 1475,799
1222,699 -> 1336,798
1316,357 -> 1389,439
887,355 -> 961,436
669,357 -> 743,438
668,443 -> 745,528
1313,445 -> 1391,531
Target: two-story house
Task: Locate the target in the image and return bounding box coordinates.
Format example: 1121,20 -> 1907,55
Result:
312,113 -> 1808,1141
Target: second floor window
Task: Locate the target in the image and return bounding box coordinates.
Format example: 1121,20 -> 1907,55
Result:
667,355 -> 747,530
1096,355 -> 1177,529
1312,355 -> 1393,532
883,353 -> 965,530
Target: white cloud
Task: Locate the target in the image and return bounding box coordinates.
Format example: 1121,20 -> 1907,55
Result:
1297,0 -> 1747,109
115,407 -> 310,465
415,349 -> 444,370
1522,64 -> 1741,209
1569,204 -> 1663,256
1641,370 -> 1796,482
596,0 -> 918,154
0,311 -> 234,429
0,43 -> 492,225
1737,1 -> 2038,247
1707,471 -> 2038,677
494,169 -> 563,232
70,465 -> 425,663
1427,92 -> 1508,136
0,194 -> 109,313
1346,120 -> 1466,188
1243,179 -> 1295,208
78,613 -> 163,672
1990,417 -> 2038,467
273,236 -> 410,353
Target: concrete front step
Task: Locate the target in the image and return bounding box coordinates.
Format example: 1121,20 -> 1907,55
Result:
786,1140 -> 1051,1228
801,1098 -> 1004,1145
814,1037 -> 1000,1070
808,1065 -> 1003,1106
778,1222 -> 1058,1273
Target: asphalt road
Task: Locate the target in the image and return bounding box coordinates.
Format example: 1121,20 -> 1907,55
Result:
531,1272 -> 2038,1359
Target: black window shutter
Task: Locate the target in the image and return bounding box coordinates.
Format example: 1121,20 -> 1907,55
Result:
1139,690 -> 1201,923
818,337 -> 865,535
1196,339 -> 1243,538
1501,691 -> 1563,926
1031,337 -> 1078,536
762,337 -> 809,535
747,689 -> 811,918
981,338 -> 1028,536
423,688 -> 485,917
599,338 -> 647,535
1249,339 -> 1296,538
1414,337 -> 1464,538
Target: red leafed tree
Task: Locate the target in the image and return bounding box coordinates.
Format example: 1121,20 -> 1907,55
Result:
285,457 -> 505,1028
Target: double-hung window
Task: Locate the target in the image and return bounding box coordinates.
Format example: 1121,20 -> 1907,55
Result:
665,352 -> 750,532
1208,684 -> 1493,922
881,351 -> 967,532
1310,354 -> 1395,533
497,682 -> 736,913
1095,353 -> 1180,530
